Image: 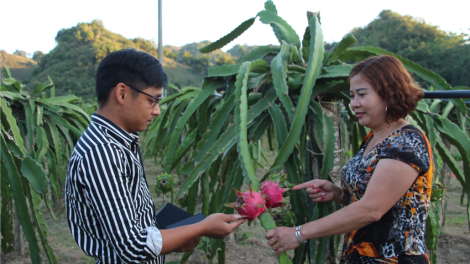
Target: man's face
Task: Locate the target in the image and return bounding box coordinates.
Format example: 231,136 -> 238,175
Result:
122,86 -> 162,133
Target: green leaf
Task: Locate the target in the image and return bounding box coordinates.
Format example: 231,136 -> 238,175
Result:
1,165 -> 14,254
43,95 -> 80,104
2,65 -> 12,78
269,15 -> 324,171
164,79 -> 223,173
45,119 -> 65,186
34,126 -> 49,162
435,137 -> 465,187
44,99 -> 91,122
44,110 -> 83,137
234,61 -> 260,190
1,134 -> 42,263
187,94 -> 236,169
271,42 -> 296,121
432,114 -> 470,226
170,129 -> 197,171
317,65 -> 352,79
320,115 -> 335,179
264,0 -> 278,14
21,157 -> 49,194
0,91 -> 26,101
33,81 -> 54,96
0,98 -> 26,153
47,149 -> 60,200
257,10 -> 301,48
336,50 -> 376,63
323,34 -> 356,65
200,17 -> 256,53
313,80 -> 349,96
240,45 -> 281,63
30,190 -> 57,263
208,64 -> 241,77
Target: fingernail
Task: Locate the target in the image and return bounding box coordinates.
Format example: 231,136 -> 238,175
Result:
321,197 -> 325,200
317,189 -> 322,192
234,214 -> 242,219
312,184 -> 315,188
321,192 -> 325,196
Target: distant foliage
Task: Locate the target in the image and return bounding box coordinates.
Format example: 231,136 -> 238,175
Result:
32,51 -> 44,63
13,50 -> 27,58
24,20 -> 160,102
349,10 -> 470,87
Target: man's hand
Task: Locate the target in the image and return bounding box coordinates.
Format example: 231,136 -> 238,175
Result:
200,214 -> 245,239
172,238 -> 200,252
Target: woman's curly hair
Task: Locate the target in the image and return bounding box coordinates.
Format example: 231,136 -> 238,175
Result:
349,55 -> 424,123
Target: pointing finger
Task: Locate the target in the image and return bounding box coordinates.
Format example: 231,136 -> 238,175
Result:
291,181 -> 315,190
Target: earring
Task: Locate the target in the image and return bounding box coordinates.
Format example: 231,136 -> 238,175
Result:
385,106 -> 388,112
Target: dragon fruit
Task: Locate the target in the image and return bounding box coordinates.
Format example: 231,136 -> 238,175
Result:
225,186 -> 266,225
260,181 -> 287,209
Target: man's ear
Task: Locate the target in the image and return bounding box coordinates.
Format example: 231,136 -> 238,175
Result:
115,83 -> 127,105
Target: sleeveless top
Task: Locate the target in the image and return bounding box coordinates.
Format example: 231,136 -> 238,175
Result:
340,125 -> 433,263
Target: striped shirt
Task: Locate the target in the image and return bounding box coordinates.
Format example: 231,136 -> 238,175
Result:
66,113 -> 165,264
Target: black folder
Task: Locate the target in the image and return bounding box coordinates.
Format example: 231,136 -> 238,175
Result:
155,203 -> 205,229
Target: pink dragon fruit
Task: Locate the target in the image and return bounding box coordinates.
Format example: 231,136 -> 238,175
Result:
260,181 -> 287,209
225,186 -> 266,225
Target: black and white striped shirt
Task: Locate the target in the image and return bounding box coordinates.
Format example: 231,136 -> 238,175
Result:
66,113 -> 165,264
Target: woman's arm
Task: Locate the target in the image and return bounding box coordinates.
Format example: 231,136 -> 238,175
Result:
266,158 -> 419,256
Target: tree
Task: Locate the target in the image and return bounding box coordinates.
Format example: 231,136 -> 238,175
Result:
349,10 -> 470,87
32,51 -> 44,63
13,50 -> 27,58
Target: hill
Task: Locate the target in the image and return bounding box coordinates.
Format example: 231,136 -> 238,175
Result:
0,50 -> 38,81
349,10 -> 470,87
24,20 -> 204,101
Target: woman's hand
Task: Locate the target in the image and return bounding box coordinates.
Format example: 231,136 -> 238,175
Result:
265,227 -> 300,257
172,237 -> 200,252
291,179 -> 340,203
200,213 -> 245,239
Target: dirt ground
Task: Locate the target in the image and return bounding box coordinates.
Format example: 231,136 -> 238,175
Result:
2,165 -> 469,264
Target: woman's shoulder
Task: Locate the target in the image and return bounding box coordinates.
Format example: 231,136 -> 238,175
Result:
386,124 -> 428,146
379,124 -> 431,173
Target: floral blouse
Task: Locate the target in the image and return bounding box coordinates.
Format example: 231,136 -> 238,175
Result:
340,125 -> 433,264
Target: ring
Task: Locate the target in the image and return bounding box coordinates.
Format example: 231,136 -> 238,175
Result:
271,238 -> 276,244
273,244 -> 278,250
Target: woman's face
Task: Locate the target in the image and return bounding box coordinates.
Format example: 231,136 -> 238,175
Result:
349,74 -> 388,130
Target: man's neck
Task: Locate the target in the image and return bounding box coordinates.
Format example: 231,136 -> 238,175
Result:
96,105 -> 129,133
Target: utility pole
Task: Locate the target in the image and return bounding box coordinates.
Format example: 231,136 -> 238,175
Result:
158,0 -> 166,97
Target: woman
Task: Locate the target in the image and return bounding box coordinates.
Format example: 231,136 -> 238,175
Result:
266,55 -> 433,263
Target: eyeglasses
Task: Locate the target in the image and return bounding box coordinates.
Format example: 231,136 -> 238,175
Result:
114,83 -> 163,108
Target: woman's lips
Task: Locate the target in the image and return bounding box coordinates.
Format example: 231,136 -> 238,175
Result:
355,112 -> 365,118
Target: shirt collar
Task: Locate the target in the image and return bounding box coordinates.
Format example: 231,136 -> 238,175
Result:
91,113 -> 139,146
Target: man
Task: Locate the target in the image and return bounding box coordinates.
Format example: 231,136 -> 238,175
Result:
65,49 -> 244,264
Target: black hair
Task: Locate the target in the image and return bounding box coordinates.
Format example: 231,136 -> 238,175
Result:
95,49 -> 168,106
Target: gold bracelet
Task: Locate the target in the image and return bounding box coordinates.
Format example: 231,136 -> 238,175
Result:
334,187 -> 344,203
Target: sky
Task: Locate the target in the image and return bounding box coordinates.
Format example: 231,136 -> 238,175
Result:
1,0 -> 469,56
